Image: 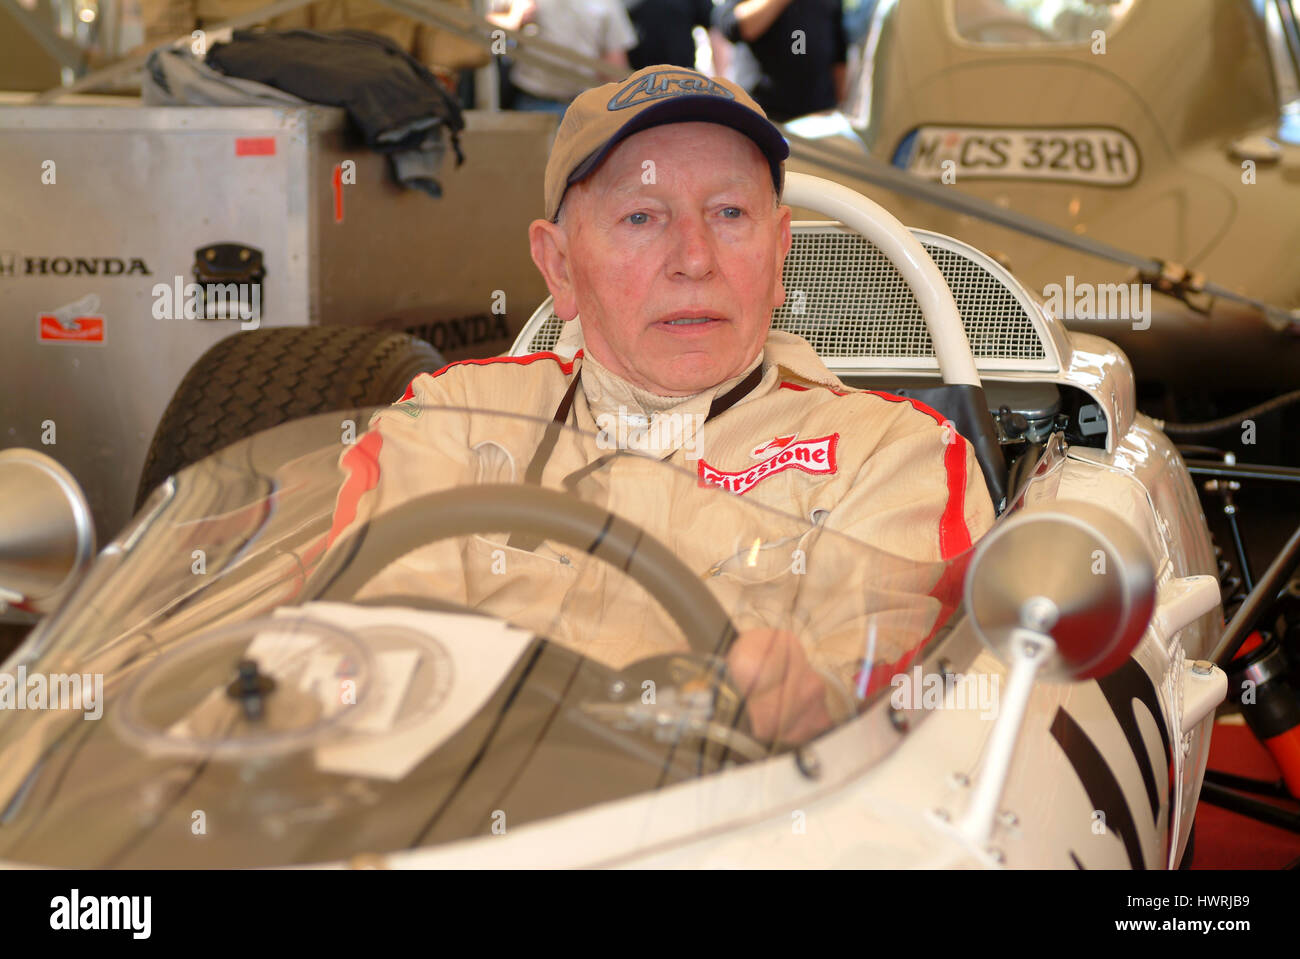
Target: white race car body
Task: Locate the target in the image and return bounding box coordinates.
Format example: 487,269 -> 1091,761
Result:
0,174 -> 1225,869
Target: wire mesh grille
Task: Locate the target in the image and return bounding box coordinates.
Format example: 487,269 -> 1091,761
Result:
523,230 -> 1045,361
527,313 -> 565,354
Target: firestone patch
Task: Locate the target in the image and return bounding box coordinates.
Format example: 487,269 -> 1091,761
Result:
698,433 -> 839,495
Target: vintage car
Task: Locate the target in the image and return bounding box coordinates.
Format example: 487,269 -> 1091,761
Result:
785,0 -> 1300,398
0,174 -> 1235,868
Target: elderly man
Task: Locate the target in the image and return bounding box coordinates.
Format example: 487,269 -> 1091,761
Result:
331,64 -> 995,744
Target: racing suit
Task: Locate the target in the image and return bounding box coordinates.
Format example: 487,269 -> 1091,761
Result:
328,320 -> 995,700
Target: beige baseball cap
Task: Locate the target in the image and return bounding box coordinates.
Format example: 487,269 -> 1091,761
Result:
544,64 -> 790,221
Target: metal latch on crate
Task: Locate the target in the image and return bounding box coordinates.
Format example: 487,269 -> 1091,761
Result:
191,243 -> 265,322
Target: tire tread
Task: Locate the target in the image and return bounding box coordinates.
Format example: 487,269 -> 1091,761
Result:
135,326 -> 444,509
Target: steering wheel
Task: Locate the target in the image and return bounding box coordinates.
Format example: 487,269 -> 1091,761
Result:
301,483 -> 740,658
782,172 -> 983,388
302,485 -> 769,760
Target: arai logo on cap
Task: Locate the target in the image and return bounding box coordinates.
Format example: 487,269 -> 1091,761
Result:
607,70 -> 735,111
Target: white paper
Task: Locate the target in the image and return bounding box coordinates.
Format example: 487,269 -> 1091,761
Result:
273,603 -> 535,781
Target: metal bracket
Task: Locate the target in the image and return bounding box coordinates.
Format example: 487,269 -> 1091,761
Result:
1181,660 -> 1227,735
1137,260 -> 1214,316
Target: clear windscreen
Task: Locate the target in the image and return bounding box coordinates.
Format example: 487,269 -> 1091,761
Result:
0,405 -> 969,867
952,0 -> 1136,46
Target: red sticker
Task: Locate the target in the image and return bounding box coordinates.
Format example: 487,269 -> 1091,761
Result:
333,163 -> 344,223
235,137 -> 276,157
39,313 -> 105,344
750,434 -> 796,458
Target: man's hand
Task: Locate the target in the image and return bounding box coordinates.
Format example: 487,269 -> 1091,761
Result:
487,0 -> 537,32
726,628 -> 833,744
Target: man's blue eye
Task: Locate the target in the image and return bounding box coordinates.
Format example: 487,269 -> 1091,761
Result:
721,207 -> 743,218
627,212 -> 649,225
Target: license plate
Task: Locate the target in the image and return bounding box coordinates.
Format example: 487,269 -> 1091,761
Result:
898,125 -> 1141,186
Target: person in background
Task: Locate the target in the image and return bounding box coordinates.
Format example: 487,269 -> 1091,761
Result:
622,0 -> 726,74
712,0 -> 846,122
138,0 -> 310,47
488,0 -> 638,114
842,0 -> 879,45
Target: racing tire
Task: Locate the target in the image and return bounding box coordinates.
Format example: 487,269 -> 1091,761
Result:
135,326 -> 445,511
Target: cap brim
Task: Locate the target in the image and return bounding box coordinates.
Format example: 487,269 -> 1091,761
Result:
565,95 -> 790,194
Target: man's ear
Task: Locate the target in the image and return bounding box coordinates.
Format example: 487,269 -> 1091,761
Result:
771,204 -> 793,310
529,218 -> 579,320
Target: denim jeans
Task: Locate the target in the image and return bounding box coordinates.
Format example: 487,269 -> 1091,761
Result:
512,91 -> 572,116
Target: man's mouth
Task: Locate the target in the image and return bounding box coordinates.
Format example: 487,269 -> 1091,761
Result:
658,311 -> 727,329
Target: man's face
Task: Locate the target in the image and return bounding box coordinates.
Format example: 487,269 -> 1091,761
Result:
530,122 -> 792,396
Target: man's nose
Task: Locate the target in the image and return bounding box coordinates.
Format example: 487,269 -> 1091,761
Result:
666,213 -> 718,280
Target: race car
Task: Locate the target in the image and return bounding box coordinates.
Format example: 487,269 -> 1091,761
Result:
0,173 -> 1237,868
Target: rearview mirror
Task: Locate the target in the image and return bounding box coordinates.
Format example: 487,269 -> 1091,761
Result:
964,500 -> 1156,682
0,449 -> 95,614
